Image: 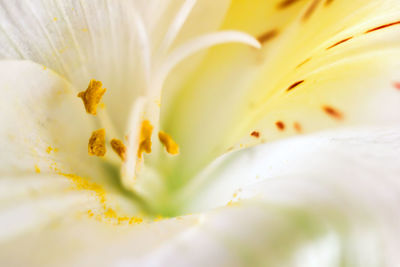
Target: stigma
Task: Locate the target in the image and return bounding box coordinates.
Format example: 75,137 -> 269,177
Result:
78,79 -> 106,115
158,131 -> 179,155
88,129 -> 106,157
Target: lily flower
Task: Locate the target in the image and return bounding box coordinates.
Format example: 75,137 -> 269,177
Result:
1,0 -> 400,266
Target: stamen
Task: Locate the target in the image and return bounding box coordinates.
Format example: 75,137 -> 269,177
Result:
158,131 -> 179,155
111,138 -> 127,161
88,129 -> 106,157
78,79 -> 106,115
137,120 -> 153,158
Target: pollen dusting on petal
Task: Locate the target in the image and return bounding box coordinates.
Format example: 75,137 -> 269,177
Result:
88,129 -> 106,157
77,79 -> 106,115
158,131 -> 180,155
60,172 -> 144,225
137,120 -> 153,159
111,138 -> 127,161
154,215 -> 164,222
322,105 -> 344,120
34,165 -> 41,173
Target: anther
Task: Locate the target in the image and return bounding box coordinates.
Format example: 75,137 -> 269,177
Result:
78,79 -> 106,115
158,131 -> 179,155
137,120 -> 153,158
111,138 -> 127,161
88,129 -> 106,157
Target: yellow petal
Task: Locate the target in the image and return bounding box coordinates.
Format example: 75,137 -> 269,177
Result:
158,0 -> 400,193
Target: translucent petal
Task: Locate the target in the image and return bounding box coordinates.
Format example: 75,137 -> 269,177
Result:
0,60 -> 95,177
0,0 -> 231,132
157,0 -> 400,196
2,127 -> 400,266
158,126 -> 400,266
0,61 -> 142,240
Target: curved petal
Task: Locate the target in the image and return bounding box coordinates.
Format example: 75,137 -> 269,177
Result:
184,126 -> 400,213
0,60 -> 95,176
0,60 -> 142,240
2,126 -> 400,266
157,0 -> 400,195
0,0 -> 232,132
151,126 -> 400,266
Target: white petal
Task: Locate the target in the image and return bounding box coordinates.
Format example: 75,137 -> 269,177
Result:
2,126 -> 400,266
0,0 -> 233,133
0,60 -> 96,176
185,126 -> 400,212
0,60 -> 141,240
149,126 -> 400,266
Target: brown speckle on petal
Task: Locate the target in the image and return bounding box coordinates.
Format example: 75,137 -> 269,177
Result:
322,106 -> 343,120
277,0 -> 300,9
251,131 -> 260,138
296,57 -> 312,69
286,80 -> 305,92
327,37 -> 353,50
365,21 -> 400,33
275,121 -> 286,131
257,29 -> 279,44
302,0 -> 321,22
294,122 -> 302,133
324,0 -> 334,6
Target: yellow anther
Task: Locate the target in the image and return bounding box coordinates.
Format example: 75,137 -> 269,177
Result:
77,79 -> 106,115
88,129 -> 106,157
137,120 -> 153,158
110,138 -> 127,161
158,131 -> 179,155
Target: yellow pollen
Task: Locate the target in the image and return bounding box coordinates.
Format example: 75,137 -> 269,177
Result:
34,165 -> 41,173
77,79 -> 106,115
158,131 -> 179,155
110,138 -> 127,161
88,129 -> 106,157
137,120 -> 153,158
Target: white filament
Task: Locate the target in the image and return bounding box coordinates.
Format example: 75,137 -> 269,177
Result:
157,0 -> 198,56
151,31 -> 261,98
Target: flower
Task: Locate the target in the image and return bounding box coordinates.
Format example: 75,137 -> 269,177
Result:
1,0 -> 400,266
